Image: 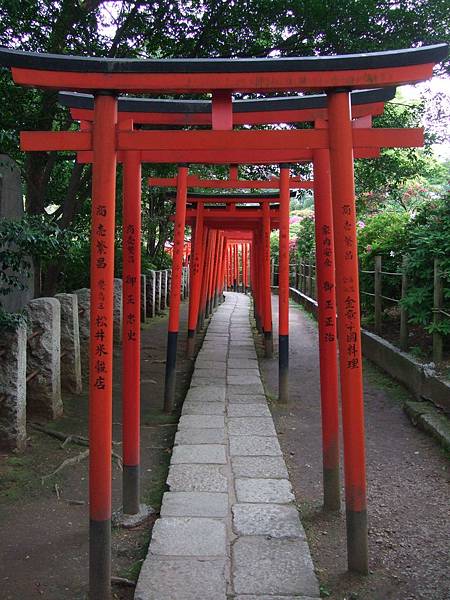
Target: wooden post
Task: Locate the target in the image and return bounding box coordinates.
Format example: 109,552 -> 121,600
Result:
374,255 -> 382,335
433,258 -> 443,364
278,165 -> 290,403
328,90 -> 368,575
164,165 -> 188,413
89,92 -> 117,600
400,255 -> 409,351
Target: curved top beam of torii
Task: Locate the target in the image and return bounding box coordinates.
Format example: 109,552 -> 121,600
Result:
0,44 -> 447,92
58,88 -> 395,125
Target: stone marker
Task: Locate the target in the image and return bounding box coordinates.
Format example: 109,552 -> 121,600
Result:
55,293 -> 82,394
0,323 -> 27,450
146,271 -> 156,318
0,154 -> 34,311
26,297 -> 62,420
73,287 -> 90,366
155,271 -> 162,314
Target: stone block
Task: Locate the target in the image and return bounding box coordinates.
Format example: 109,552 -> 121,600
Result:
231,456 -> 289,479
135,557 -> 227,600
235,478 -> 294,503
227,404 -> 271,417
55,293 -> 82,394
228,383 -> 265,396
113,278 -> 122,343
168,464 -> 227,492
228,417 -> 276,436
229,435 -> 282,456
179,414 -> 225,429
232,503 -> 304,538
73,287 -> 90,365
146,271 -> 156,318
232,537 -> 319,596
150,517 -> 226,556
26,298 -> 62,420
172,444 -> 226,464
182,402 -> 225,415
175,428 -> 225,445
161,492 -> 228,517
227,375 -> 261,385
228,394 -> 266,404
185,385 -> 226,403
0,323 -> 26,450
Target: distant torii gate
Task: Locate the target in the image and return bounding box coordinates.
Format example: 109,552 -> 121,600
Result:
1,43 -> 446,599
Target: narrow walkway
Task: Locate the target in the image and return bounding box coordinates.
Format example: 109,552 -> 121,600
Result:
135,292 -> 319,600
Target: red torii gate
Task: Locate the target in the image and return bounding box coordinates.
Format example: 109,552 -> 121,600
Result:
1,43 -> 447,599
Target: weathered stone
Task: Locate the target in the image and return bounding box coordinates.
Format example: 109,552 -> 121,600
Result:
227,375 -> 261,385
231,456 -> 289,479
160,270 -> 168,310
228,382 -> 265,396
172,444 -> 226,464
235,596 -> 319,600
0,154 -> 34,311
55,293 -> 82,394
26,298 -> 62,420
140,274 -> 147,322
0,323 -> 26,450
155,271 -> 162,313
232,503 -> 304,538
179,414 -> 225,429
182,402 -> 225,415
168,464 -> 228,492
232,537 -> 319,596
175,428 -> 225,445
146,271 -> 156,318
227,404 -> 271,417
235,478 -> 294,503
185,385 -> 226,403
228,417 -> 276,436
161,492 -> 228,517
73,287 -> 90,366
135,557 -> 227,600
150,517 -> 226,556
228,393 -> 267,404
230,435 -> 282,456
113,278 -> 123,343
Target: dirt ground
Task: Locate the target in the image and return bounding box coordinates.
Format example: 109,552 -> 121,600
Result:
258,295 -> 450,600
0,301 -> 196,600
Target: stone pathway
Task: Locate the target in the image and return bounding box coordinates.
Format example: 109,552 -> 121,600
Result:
135,292 -> 319,600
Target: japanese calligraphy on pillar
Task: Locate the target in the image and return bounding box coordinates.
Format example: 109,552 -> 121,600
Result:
92,204 -> 110,391
320,223 -> 336,345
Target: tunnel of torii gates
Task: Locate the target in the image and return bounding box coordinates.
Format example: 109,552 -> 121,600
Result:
0,42 -> 447,599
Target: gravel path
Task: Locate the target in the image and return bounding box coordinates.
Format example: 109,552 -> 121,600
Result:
258,295 -> 450,600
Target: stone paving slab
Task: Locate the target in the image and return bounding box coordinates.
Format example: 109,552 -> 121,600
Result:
135,557 -> 228,600
232,503 -> 305,538
229,435 -> 282,456
182,402 -> 225,415
136,292 -> 318,600
175,427 -> 225,445
232,537 -> 319,597
231,456 -> 289,479
167,464 -> 228,492
235,478 -> 295,503
227,403 -> 271,417
171,444 -> 226,464
228,417 -> 276,436
178,414 -> 225,429
161,492 -> 228,517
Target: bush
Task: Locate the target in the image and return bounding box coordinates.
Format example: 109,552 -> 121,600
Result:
402,197 -> 450,336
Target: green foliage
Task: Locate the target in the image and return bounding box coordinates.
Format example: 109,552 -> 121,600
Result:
357,212 -> 410,271
0,308 -> 27,331
296,216 -> 316,259
0,215 -> 68,295
402,197 -> 450,334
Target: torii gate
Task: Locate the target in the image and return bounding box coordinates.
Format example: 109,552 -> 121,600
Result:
57,87 -> 402,546
0,43 -> 446,599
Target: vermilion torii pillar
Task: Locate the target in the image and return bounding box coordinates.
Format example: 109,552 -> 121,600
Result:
3,44 -> 447,596
163,165 -> 188,413
278,165 -> 291,403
